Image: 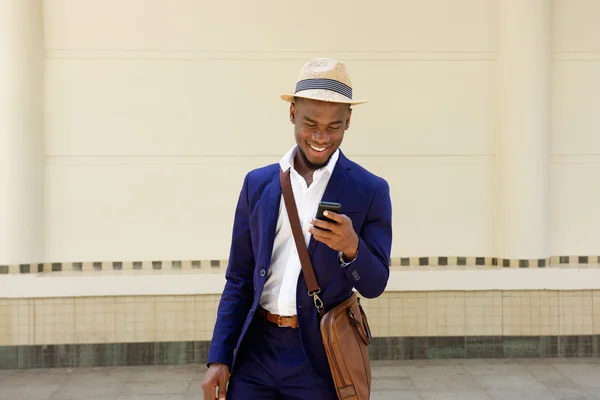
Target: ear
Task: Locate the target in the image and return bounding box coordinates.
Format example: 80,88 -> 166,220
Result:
345,108 -> 352,130
289,102 -> 296,124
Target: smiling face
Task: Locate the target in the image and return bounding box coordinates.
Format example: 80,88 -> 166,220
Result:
290,97 -> 352,173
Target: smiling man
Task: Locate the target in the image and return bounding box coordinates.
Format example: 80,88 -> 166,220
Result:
202,58 -> 393,400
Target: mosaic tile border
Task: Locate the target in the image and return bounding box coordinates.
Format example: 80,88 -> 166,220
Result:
390,256 -> 600,268
0,260 -> 226,275
1,335 -> 599,369
1,256 -> 599,275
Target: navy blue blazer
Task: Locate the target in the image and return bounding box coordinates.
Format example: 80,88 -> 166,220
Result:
207,150 -> 393,378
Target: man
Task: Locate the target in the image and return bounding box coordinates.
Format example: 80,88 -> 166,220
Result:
202,58 -> 392,399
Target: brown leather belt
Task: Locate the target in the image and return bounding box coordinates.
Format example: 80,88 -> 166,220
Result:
257,307 -> 298,329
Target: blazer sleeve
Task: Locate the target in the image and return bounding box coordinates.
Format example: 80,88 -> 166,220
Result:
206,173 -> 255,368
342,177 -> 392,298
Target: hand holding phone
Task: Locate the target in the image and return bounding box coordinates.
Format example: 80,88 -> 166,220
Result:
315,201 -> 341,226
310,201 -> 359,260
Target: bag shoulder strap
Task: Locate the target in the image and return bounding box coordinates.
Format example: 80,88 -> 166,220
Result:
279,167 -> 324,314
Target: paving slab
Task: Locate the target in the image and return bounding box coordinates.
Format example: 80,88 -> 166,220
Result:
0,359 -> 599,399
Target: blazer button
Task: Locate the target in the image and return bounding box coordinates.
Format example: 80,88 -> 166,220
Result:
260,269 -> 266,277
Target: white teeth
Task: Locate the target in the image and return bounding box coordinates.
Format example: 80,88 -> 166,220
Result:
310,144 -> 327,152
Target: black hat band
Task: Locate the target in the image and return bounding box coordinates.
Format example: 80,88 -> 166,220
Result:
295,78 -> 352,99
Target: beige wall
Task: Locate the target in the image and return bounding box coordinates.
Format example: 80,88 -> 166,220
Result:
551,0 -> 600,255
0,0 -> 45,265
3,1 -> 600,353
43,0 -> 496,263
0,0 -> 597,266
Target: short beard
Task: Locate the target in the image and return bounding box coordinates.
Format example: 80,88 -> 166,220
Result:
297,146 -> 331,171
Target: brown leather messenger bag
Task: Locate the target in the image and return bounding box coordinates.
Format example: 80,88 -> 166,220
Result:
280,167 -> 373,400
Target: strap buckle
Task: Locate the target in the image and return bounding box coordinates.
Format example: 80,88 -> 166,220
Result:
309,288 -> 324,315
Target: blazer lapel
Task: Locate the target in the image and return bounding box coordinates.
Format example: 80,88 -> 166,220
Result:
308,152 -> 351,254
263,172 -> 282,268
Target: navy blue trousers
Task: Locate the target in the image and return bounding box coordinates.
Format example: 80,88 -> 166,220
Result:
227,315 -> 338,399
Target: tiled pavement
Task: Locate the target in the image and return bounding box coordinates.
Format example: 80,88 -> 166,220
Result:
1,358 -> 599,399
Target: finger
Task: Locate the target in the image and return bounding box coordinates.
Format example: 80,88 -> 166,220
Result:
309,225 -> 334,238
309,225 -> 331,238
203,382 -> 217,400
312,234 -> 333,247
322,210 -> 347,223
217,378 -> 227,400
310,218 -> 337,231
310,228 -> 336,245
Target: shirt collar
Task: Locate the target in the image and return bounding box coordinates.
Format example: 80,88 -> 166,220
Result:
279,145 -> 340,176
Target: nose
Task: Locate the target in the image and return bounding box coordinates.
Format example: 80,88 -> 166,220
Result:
312,129 -> 329,144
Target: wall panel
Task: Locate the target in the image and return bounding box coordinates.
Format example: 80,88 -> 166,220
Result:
45,59 -> 494,157
45,155 -> 493,262
550,159 -> 600,255
552,0 -> 600,52
550,0 -> 600,257
42,0 -> 496,262
44,0 -> 494,52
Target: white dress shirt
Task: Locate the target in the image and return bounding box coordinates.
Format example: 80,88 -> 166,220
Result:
259,145 -> 340,316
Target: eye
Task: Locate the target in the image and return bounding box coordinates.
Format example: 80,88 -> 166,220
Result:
304,122 -> 316,129
329,126 -> 341,131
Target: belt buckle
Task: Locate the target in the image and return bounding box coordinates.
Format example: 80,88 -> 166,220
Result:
276,315 -> 286,327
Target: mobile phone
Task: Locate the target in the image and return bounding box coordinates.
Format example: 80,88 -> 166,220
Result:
315,201 -> 342,226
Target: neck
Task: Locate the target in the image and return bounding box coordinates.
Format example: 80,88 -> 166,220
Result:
293,152 -> 315,186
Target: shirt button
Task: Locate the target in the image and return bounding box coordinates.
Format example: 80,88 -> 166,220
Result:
260,269 -> 266,277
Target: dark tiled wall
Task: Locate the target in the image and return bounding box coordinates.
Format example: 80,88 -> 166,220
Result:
1,336 -> 599,369
369,335 -> 600,360
0,342 -> 208,369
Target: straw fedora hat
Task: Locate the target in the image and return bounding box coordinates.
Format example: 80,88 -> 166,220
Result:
280,58 -> 367,105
